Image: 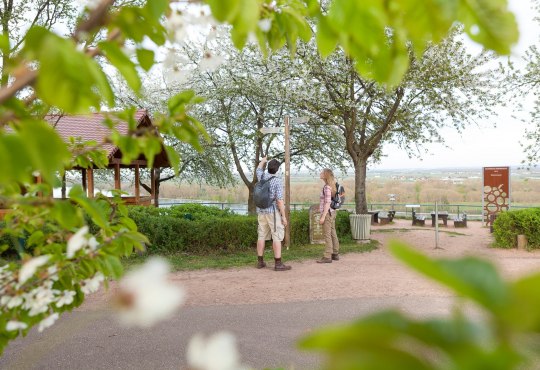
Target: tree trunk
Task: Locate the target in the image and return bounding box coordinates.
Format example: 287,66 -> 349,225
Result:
247,184 -> 256,215
354,158 -> 368,214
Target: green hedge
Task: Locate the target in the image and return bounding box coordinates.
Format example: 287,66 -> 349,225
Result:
1,205 -> 355,256
129,207 -> 354,254
493,208 -> 540,249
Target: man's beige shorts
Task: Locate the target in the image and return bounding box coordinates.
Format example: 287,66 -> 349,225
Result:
257,212 -> 284,241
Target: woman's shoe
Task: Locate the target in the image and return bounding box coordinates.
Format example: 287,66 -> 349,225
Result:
316,257 -> 332,263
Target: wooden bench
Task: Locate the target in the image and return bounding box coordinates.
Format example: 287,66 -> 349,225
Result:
454,213 -> 467,228
412,210 -> 426,226
378,210 -> 396,225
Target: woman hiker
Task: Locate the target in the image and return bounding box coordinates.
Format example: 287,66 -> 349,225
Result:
317,168 -> 340,263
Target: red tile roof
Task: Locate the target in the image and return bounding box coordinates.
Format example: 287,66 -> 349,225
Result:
44,109 -> 170,168
46,109 -> 148,159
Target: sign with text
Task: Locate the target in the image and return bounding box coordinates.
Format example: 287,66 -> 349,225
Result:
483,167 -> 510,222
309,205 -> 325,244
259,127 -> 284,134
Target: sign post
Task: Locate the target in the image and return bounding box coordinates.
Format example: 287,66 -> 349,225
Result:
260,116 -> 308,250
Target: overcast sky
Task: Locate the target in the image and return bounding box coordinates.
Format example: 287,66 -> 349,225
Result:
370,0 -> 538,171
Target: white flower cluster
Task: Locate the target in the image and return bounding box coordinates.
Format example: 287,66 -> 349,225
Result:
187,332 -> 250,370
67,226 -> 99,259
165,6 -> 217,45
116,257 -> 185,328
0,225 -> 106,335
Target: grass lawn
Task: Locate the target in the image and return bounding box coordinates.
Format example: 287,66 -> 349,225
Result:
123,239 -> 379,271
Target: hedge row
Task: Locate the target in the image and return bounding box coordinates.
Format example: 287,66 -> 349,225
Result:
493,208 -> 540,249
1,205 -> 354,255
128,205 -> 353,254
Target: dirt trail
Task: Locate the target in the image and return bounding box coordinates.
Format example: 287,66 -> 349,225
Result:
81,219 -> 540,310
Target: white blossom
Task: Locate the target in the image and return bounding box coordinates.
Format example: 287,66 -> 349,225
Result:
116,258 -> 185,328
187,332 -> 248,370
199,52 -> 224,72
6,321 -> 28,331
38,313 -> 59,332
47,265 -> 59,281
19,255 -> 50,284
56,290 -> 76,308
258,19 -> 272,32
2,295 -> 24,309
88,236 -> 99,251
166,11 -> 187,43
24,285 -> 58,316
81,272 -> 104,295
67,226 -> 89,258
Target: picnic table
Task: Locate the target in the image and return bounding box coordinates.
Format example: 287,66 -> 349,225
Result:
431,211 -> 449,227
368,210 -> 381,225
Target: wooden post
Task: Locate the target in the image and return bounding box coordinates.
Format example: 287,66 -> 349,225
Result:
284,115 -> 290,249
114,163 -> 121,190
35,174 -> 43,198
150,167 -> 156,207
61,172 -> 67,199
135,164 -> 140,202
517,235 -> 528,250
87,168 -> 94,198
81,169 -> 87,193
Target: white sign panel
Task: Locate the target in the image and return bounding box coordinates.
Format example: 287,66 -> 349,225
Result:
259,127 -> 284,134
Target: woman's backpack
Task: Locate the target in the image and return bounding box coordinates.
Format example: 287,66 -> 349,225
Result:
330,182 -> 345,210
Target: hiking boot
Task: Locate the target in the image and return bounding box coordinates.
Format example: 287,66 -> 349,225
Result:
274,258 -> 291,271
257,256 -> 266,269
316,257 -> 332,263
274,262 -> 292,271
331,253 -> 340,261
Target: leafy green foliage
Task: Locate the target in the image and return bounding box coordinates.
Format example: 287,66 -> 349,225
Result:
316,0 -> 518,86
493,208 -> 540,249
127,208 -> 351,254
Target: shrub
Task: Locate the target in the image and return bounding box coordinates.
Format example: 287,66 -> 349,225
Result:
493,208 -> 540,249
128,208 -> 354,255
128,204 -> 235,221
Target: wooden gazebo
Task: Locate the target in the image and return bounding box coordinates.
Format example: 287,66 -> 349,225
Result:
49,109 -> 170,206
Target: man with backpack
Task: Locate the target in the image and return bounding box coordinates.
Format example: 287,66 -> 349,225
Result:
254,156 -> 291,271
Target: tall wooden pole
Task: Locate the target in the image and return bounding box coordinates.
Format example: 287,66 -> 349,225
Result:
284,115 -> 291,249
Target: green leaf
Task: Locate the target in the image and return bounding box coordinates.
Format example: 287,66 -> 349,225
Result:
390,242 -> 511,313
136,49 -> 155,71
144,0 -> 168,19
69,187 -> 109,230
229,0 -> 259,49
206,0 -> 241,22
168,90 -> 196,113
99,41 -> 141,93
105,255 -> 123,279
24,27 -> 114,112
316,16 -> 339,57
506,274 -> 540,331
52,200 -> 82,230
164,145 -> 181,175
458,0 -> 519,55
17,119 -> 72,184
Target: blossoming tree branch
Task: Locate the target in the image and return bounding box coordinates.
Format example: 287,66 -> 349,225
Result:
0,0 -> 518,356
